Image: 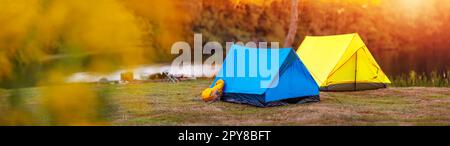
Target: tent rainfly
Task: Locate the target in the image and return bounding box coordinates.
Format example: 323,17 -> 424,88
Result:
210,45 -> 320,107
297,33 -> 391,91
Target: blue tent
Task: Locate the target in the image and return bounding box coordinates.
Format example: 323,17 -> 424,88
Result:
210,45 -> 319,107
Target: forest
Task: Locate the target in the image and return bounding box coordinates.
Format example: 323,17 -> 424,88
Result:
187,0 -> 450,78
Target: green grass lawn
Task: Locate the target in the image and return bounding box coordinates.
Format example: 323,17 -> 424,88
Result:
1,80 -> 450,126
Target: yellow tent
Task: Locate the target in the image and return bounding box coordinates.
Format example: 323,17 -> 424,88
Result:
297,33 -> 391,91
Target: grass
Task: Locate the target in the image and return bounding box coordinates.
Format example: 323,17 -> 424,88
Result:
390,70 -> 450,87
1,80 -> 450,126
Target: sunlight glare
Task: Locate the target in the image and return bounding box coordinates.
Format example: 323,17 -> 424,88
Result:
399,0 -> 423,12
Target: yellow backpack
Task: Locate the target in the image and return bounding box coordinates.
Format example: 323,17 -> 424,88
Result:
201,79 -> 224,102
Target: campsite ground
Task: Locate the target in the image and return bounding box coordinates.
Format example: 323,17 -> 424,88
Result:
1,79 -> 450,126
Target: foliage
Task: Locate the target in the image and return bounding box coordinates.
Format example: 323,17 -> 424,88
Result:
191,0 -> 449,76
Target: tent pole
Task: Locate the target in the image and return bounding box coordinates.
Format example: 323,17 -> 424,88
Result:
354,51 -> 358,91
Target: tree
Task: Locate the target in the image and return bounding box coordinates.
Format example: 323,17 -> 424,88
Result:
284,0 -> 299,48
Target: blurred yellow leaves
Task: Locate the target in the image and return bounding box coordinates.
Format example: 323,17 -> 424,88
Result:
0,57 -> 12,79
0,0 -> 148,77
0,0 -> 194,126
0,109 -> 34,126
40,83 -> 105,125
0,0 -> 182,125
121,0 -> 195,60
0,0 -> 39,78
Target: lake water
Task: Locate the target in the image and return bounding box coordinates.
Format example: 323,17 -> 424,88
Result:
373,49 -> 449,77
66,64 -> 219,83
